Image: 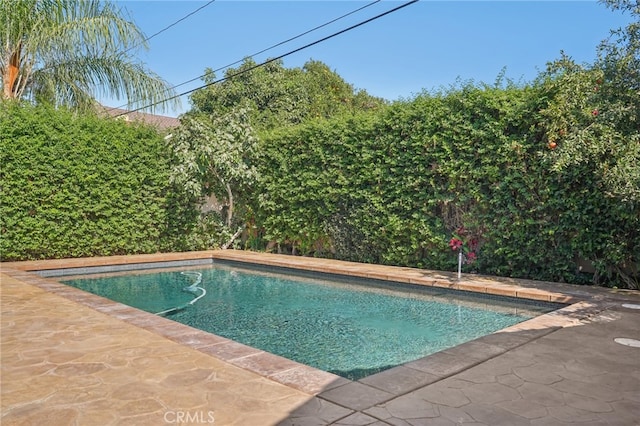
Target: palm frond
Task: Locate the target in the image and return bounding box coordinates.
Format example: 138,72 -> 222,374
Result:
1,0 -> 176,111
30,53 -> 178,112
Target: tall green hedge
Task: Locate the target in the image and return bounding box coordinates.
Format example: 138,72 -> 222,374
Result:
2,90 -> 636,288
0,102 -> 195,260
256,83 -> 639,288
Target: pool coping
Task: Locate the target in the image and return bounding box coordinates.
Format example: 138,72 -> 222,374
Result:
0,250 -> 618,398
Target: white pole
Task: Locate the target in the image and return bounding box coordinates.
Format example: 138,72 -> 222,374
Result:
458,250 -> 462,280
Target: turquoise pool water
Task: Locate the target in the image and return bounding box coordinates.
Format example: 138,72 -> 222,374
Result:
62,264 -> 556,380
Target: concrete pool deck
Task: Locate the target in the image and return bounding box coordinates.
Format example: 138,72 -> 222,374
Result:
1,250 -> 638,425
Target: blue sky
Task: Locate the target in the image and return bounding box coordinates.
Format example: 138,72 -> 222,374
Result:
107,1 -> 634,117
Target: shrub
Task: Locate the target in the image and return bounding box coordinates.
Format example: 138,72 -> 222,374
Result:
255,82 -> 638,288
0,102 -> 195,260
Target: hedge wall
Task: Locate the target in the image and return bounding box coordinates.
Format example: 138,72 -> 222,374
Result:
0,103 -> 195,260
2,89 -> 637,288
256,84 -> 639,288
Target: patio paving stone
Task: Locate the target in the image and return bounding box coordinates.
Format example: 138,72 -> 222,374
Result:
318,382 -> 395,411
2,250 -> 639,425
357,366 -> 439,395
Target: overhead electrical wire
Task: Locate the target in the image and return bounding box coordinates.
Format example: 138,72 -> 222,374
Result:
39,0 -> 216,75
107,0 -> 381,113
121,0 -> 217,56
116,0 -> 419,117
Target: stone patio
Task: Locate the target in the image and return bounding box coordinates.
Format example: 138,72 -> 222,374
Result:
2,250 -> 639,425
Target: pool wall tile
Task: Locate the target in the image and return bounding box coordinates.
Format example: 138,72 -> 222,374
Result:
209,250 -> 593,306
40,258 -> 215,277
2,251 -> 216,272
210,255 -> 568,314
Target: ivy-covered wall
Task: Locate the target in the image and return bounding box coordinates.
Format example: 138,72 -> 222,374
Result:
0,103 -> 196,260
256,84 -> 639,287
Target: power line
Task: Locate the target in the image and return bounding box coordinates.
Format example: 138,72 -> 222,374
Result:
117,0 -> 419,117
39,0 -> 216,75
108,0 -> 380,113
122,0 -> 216,56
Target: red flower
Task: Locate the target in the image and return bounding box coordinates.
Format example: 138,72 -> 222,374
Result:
466,252 -> 477,264
449,238 -> 463,251
592,109 -> 599,117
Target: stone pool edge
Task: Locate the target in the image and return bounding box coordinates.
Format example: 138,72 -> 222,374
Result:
1,250 -> 607,398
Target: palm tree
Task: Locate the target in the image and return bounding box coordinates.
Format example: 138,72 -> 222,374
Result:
0,0 -> 177,112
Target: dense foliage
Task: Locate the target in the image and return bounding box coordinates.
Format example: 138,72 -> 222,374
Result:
0,103 -> 196,260
178,58 -> 387,249
2,2 -> 637,289
189,58 -> 386,132
167,107 -> 259,249
244,1 -> 638,289
256,79 -> 638,288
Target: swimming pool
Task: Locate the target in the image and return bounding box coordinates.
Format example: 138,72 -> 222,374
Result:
61,262 -> 560,380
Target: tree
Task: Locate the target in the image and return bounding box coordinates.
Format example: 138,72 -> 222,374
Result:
0,102 -> 191,260
540,0 -> 639,203
0,0 -> 176,112
595,0 -> 640,202
168,108 -> 258,234
189,58 -> 385,132
536,0 -> 639,288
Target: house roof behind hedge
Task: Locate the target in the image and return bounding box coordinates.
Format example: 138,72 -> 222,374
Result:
100,106 -> 180,131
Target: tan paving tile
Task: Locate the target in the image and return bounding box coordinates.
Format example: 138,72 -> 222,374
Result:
3,250 -> 639,425
269,365 -> 349,395
231,351 -> 301,377
479,283 -> 518,298
1,274 -> 313,425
